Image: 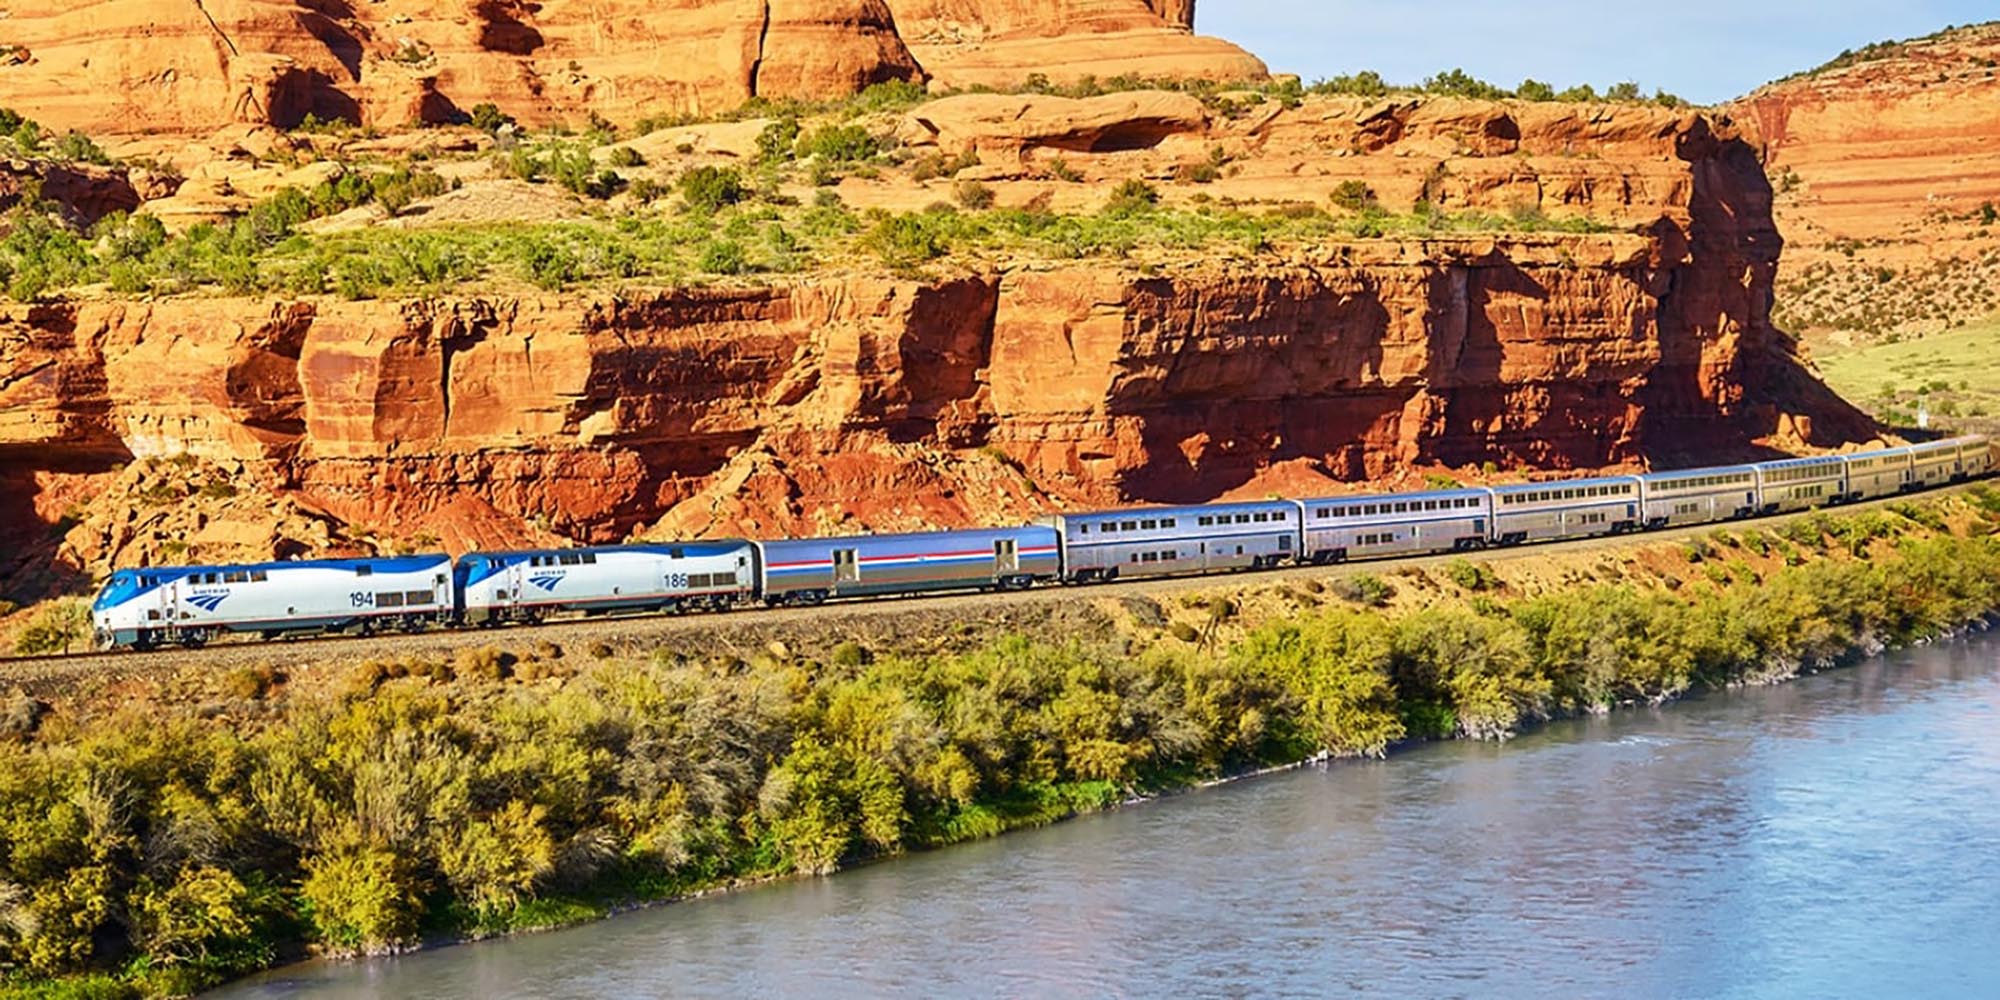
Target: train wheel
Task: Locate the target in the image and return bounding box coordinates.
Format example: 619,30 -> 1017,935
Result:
178,629 -> 209,650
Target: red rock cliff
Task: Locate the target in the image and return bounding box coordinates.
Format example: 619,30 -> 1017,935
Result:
0,0 -> 1261,134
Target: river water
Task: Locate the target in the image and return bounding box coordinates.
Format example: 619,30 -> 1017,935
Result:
219,636 -> 2000,999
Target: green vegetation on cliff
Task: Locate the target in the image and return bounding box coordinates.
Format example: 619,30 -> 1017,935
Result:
6,496 -> 2000,997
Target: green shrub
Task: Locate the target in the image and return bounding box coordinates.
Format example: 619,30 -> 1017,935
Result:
698,239 -> 750,275
1330,180 -> 1376,211
468,102 -> 513,134
299,848 -> 420,955
678,166 -> 747,212
1331,574 -> 1394,607
1443,559 -> 1498,592
1104,179 -> 1160,215
756,117 -> 802,163
796,124 -> 879,163
953,179 -> 995,210
1168,622 -> 1201,643
12,597 -> 91,655
829,641 -> 872,667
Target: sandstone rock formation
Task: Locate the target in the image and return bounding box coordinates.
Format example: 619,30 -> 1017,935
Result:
1734,22 -> 2000,339
0,0 -> 1261,136
883,0 -> 1265,90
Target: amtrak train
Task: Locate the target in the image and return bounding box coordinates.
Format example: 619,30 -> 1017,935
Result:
89,436 -> 1994,651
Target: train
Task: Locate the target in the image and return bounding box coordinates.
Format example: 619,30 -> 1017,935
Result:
90,436 -> 1994,651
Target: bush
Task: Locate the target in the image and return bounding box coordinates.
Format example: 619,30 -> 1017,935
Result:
13,597 -> 91,655
756,117 -> 802,163
678,166 -> 747,212
1168,621 -> 1201,643
606,146 -> 644,169
299,848 -> 420,955
1331,180 -> 1376,212
1104,179 -> 1160,215
1443,559 -> 1498,592
829,641 -> 872,667
796,124 -> 879,163
698,239 -> 750,275
862,214 -> 947,268
952,179 -> 995,210
468,102 -> 513,134
1331,574 -> 1394,607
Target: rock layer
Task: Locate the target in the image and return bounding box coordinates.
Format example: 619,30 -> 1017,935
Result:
0,0 -> 1260,135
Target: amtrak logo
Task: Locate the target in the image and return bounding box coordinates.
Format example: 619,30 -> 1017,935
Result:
528,574 -> 563,593
185,592 -> 229,612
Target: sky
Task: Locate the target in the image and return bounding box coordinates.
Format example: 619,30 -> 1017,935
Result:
1198,1 -> 1995,104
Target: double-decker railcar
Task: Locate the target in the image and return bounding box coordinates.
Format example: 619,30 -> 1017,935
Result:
1959,434 -> 1995,478
92,555 -> 453,650
1638,465 -> 1760,529
1295,489 -> 1491,563
1751,455 -> 1846,513
1043,500 -> 1297,583
754,526 -> 1058,605
1908,439 -> 1964,491
456,542 -> 755,623
1841,446 -> 1909,501
1487,476 -> 1643,545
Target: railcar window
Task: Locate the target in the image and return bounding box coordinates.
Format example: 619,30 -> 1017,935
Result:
1164,518 -> 1178,528
405,590 -> 430,604
251,571 -> 267,582
560,554 -> 581,566
377,592 -> 405,608
583,553 -> 597,564
355,566 -> 373,577
670,548 -> 686,559
1123,521 -> 1139,531
1142,519 -> 1157,530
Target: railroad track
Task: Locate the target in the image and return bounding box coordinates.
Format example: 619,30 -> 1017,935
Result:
1,480 -> 1986,688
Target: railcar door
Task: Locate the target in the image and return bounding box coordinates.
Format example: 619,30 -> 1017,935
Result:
994,539 -> 1018,575
833,548 -> 859,586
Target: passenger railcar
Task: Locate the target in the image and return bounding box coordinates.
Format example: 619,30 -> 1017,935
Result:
1752,455 -> 1846,513
92,555 -> 452,650
1841,446 -> 1909,502
1908,439 -> 1963,491
1295,489 -> 1490,563
1960,434 -> 1994,479
754,526 -> 1058,605
1639,466 -> 1760,528
456,542 -> 755,623
1044,500 -> 1297,583
1487,476 -> 1643,544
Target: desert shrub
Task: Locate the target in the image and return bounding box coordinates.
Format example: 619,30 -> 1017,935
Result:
678,166 -> 747,212
953,179 -> 995,210
12,597 -> 91,655
221,665 -> 278,701
1443,559 -> 1498,592
795,124 -> 879,163
756,117 -> 802,163
1330,180 -> 1376,211
862,213 -> 947,269
1167,621 -> 1201,643
468,102 -> 513,134
1330,574 -> 1393,607
454,646 -> 511,682
1103,179 -> 1160,215
829,641 -> 872,668
299,848 -> 420,955
606,146 -> 645,169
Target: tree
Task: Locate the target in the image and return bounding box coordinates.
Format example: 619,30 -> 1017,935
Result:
13,597 -> 91,655
1516,78 -> 1556,102
1606,81 -> 1644,102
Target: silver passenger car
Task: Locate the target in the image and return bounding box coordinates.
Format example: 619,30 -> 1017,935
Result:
1487,476 -> 1643,544
1295,488 -> 1491,562
1639,466 -> 1760,528
1043,500 -> 1298,583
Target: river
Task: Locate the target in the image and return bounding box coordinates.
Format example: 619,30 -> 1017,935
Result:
217,635 -> 2000,999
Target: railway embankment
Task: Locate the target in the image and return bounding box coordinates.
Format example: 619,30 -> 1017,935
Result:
6,489 -> 2000,998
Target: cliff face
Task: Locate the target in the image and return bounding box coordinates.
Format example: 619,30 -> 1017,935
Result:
0,0 -> 1260,135
0,115 -> 1870,593
1733,22 -> 2000,339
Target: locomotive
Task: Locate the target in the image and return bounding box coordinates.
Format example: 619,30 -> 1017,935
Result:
90,436 -> 1994,651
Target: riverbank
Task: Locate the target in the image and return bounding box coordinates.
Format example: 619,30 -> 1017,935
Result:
7,490 -> 2000,998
